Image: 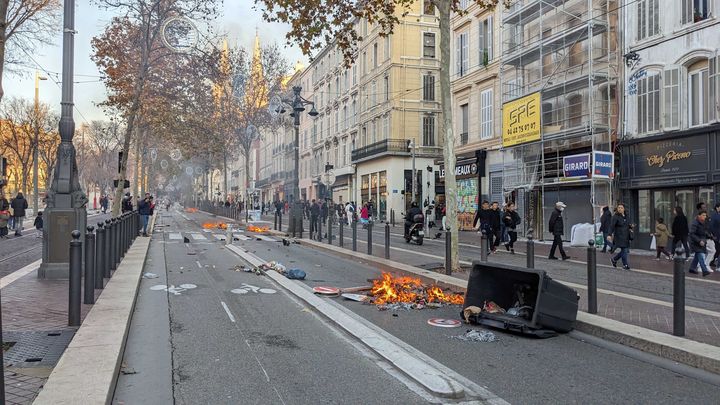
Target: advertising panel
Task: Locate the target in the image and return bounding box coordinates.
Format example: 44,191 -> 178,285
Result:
502,92 -> 541,147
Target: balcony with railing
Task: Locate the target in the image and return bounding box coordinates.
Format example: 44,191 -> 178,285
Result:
351,138 -> 409,163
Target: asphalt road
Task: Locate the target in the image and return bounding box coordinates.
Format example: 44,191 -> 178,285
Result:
0,212 -> 109,277
119,211 -> 428,404
183,210 -> 720,405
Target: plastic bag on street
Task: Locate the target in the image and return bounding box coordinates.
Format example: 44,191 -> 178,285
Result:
285,269 -> 306,280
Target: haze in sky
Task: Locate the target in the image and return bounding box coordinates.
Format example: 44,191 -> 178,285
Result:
3,0 -> 307,124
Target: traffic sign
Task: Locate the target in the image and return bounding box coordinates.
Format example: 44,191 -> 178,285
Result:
427,318 -> 462,328
313,286 -> 341,296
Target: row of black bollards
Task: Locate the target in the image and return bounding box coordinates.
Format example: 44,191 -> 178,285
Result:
68,211 -> 141,327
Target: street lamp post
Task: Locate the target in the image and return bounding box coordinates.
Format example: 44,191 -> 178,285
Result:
40,0 -> 88,279
33,71 -> 48,216
409,140 -> 416,204
276,86 -> 318,234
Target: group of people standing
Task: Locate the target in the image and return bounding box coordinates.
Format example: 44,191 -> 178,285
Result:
0,191 -> 32,238
471,201 -> 522,254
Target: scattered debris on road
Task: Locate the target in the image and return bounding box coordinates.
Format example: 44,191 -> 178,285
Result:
450,329 -> 498,343
142,272 -> 158,279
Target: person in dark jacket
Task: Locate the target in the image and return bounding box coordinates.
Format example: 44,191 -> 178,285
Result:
122,192 -> 133,213
548,202 -> 569,260
472,201 -> 494,254
10,192 -> 28,236
0,193 -> 9,239
490,202 -> 502,252
309,199 -> 320,239
671,206 -> 690,259
608,203 -> 633,270
599,206 -> 612,253
502,202 -> 521,253
710,203 -> 720,266
688,210 -> 711,276
138,193 -> 153,236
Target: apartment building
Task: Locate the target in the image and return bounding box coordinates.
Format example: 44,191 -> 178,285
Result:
619,0 -> 720,248
499,0 -> 620,239
290,2 -> 443,220
446,1 -> 504,230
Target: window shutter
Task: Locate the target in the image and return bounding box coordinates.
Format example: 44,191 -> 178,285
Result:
479,22 -> 485,64
455,35 -> 461,75
709,52 -> 720,122
488,16 -> 494,61
637,0 -> 645,40
462,33 -> 469,74
663,65 -> 681,130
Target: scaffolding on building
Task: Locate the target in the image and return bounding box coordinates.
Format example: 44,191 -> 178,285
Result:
500,0 -> 620,238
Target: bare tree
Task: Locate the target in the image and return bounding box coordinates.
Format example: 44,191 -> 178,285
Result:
0,0 -> 61,102
0,97 -> 37,195
37,109 -> 59,190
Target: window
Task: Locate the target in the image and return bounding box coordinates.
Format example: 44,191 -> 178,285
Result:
373,43 -> 378,68
342,106 -> 348,130
709,54 -> 720,122
479,16 -> 493,65
344,70 -> 349,91
480,89 -> 493,140
637,0 -> 659,40
460,103 -> 469,144
335,109 -> 339,132
682,0 -> 709,24
382,114 -> 390,140
637,72 -> 660,133
351,99 -> 357,126
689,68 -> 709,126
455,32 -> 469,77
312,122 -> 318,144
423,74 -> 435,101
423,1 -> 435,15
459,0 -> 468,9
423,115 -> 435,146
384,75 -> 389,101
362,51 -> 367,74
384,35 -> 390,60
336,76 -> 340,95
568,94 -> 584,128
423,32 -> 436,59
352,64 -> 357,85
663,66 -> 681,129
371,80 -> 377,107
362,126 -> 367,146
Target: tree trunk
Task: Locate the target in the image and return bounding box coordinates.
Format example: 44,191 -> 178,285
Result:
223,150 -> 228,201
436,1 -> 460,271
0,0 -> 8,104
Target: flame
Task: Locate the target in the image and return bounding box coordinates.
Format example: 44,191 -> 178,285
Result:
247,225 -> 269,233
185,208 -> 198,213
202,222 -> 227,229
369,273 -> 464,306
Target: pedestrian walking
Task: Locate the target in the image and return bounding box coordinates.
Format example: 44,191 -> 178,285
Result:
671,206 -> 690,259
34,211 -> 44,238
320,200 -> 328,225
360,203 -> 370,228
502,202 -> 521,253
122,192 -> 133,213
600,206 -> 612,253
138,193 -> 153,236
10,192 -> 28,236
653,218 -> 672,260
0,192 -> 10,239
548,202 -> 569,260
309,199 -> 320,238
345,202 -> 354,226
608,203 -> 633,270
472,201 -> 493,254
490,202 -> 502,251
710,203 -> 720,267
688,210 -> 712,276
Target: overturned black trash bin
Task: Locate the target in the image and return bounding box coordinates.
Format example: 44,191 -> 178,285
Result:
462,261 -> 579,337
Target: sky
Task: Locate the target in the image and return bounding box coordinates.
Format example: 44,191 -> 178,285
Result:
3,0 -> 307,124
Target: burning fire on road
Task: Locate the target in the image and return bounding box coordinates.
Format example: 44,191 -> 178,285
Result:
370,273 -> 464,309
202,222 -> 228,229
246,225 -> 269,233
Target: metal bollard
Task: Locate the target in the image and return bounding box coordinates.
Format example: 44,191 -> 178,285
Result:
226,225 -> 232,245
279,213 -> 283,233
480,231 -> 488,262
587,239 -> 597,314
120,214 -> 126,257
110,218 -> 118,271
327,216 -> 333,245
673,247 -> 686,337
274,213 -> 278,230
385,223 -> 390,259
339,220 -> 344,248
318,217 -> 323,242
69,230 -> 82,326
390,209 -> 395,227
104,219 -> 112,277
445,230 -> 452,275
299,217 -> 304,239
367,222 -> 373,255
95,223 -> 105,289
84,226 -> 96,305
292,217 -> 297,238
352,221 -> 357,252
526,229 -> 535,269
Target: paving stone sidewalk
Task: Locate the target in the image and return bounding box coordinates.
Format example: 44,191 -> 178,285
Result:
2,268 -> 100,405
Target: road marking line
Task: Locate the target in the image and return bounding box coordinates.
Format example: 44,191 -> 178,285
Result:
214,234 -> 227,241
168,233 -> 183,240
233,234 -> 251,241
196,261 -> 202,269
255,235 -> 276,242
190,233 -> 207,240
1,259 -> 40,289
220,301 -> 236,323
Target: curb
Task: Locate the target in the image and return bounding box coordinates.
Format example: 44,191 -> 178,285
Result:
297,238 -> 720,375
33,216 -> 155,405
224,243 -> 507,404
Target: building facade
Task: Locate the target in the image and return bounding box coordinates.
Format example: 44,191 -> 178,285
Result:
619,0 -> 720,248
445,1 -> 504,230
499,0 -> 620,239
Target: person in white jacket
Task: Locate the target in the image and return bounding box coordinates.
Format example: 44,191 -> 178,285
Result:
345,202 -> 354,226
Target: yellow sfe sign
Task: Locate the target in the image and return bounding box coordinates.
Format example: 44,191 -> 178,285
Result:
502,92 -> 541,147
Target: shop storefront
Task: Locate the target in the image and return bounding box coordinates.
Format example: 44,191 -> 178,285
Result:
360,171 -> 388,220
435,152 -> 485,231
619,129 -> 720,249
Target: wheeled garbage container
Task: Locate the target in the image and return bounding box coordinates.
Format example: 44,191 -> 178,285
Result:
462,261 -> 579,337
